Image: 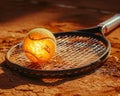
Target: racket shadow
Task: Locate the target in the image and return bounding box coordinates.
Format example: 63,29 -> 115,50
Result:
0,60 -> 105,89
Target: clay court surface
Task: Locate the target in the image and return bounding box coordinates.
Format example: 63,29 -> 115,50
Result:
0,0 -> 120,96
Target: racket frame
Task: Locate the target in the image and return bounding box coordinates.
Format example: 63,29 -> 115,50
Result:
5,28 -> 110,78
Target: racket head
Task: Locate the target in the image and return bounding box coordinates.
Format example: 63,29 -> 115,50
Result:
5,27 -> 110,78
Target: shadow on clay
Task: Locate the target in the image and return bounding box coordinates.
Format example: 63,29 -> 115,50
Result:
0,60 -> 99,89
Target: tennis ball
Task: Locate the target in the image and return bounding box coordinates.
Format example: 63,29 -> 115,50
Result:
23,28 -> 56,65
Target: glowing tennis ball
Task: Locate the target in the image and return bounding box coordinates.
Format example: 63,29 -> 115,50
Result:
23,28 -> 56,65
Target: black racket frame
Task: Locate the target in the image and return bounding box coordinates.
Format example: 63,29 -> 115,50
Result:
5,26 -> 110,78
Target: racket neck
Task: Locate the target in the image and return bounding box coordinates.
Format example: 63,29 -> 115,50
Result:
97,26 -> 106,37
79,27 -> 105,37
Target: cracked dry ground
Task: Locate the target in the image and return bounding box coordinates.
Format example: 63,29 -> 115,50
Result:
0,1 -> 120,96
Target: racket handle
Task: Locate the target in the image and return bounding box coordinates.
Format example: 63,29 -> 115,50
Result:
99,14 -> 120,33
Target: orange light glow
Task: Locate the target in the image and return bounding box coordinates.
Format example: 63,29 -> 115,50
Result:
23,28 -> 56,65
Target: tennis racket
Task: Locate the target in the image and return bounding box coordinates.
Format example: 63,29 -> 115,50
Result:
5,14 -> 120,78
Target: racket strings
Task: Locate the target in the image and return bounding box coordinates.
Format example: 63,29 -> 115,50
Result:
8,35 -> 106,70
49,35 -> 106,69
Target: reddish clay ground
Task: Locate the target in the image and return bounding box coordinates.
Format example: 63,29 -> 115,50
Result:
0,0 -> 120,96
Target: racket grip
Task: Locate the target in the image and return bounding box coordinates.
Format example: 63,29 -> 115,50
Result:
99,14 -> 120,33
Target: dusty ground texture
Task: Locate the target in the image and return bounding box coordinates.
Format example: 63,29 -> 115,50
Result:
0,0 -> 120,96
